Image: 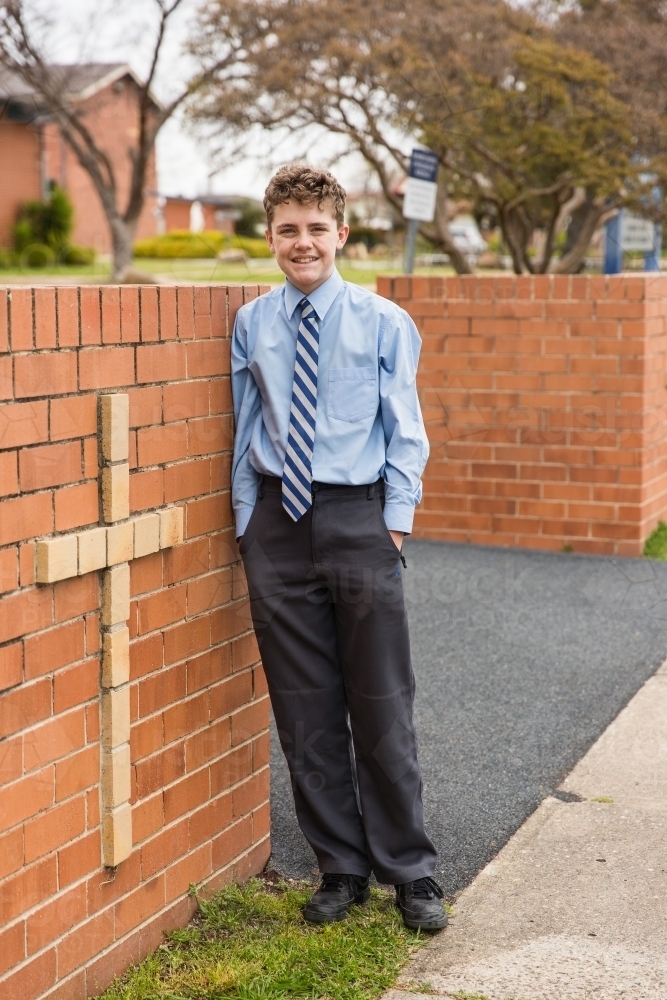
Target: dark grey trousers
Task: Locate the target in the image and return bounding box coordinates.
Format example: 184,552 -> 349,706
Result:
240,474 -> 437,884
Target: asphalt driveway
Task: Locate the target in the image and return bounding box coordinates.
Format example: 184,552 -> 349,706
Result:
267,540 -> 667,897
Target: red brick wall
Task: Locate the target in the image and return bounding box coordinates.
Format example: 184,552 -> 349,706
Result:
0,283 -> 271,999
379,274 -> 667,556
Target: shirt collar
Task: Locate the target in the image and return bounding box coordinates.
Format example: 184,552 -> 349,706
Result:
284,268 -> 344,321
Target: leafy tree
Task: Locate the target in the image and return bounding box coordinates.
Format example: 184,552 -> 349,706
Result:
548,0 -> 667,165
187,0 -> 650,274
187,0 -> 501,273
418,35 -> 642,273
535,1 -> 667,266
184,0 -> 641,272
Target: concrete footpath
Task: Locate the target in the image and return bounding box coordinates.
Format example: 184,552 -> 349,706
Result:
385,659 -> 667,1000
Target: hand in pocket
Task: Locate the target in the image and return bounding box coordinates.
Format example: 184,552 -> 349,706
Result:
389,530 -> 404,551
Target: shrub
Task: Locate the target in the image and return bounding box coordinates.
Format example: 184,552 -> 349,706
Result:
133,230 -> 272,259
60,244 -> 96,266
134,229 -> 224,258
13,219 -> 33,253
20,244 -> 55,268
231,234 -> 272,258
0,248 -> 17,268
13,185 -> 73,252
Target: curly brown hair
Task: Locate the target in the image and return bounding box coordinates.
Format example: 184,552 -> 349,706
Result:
264,164 -> 346,228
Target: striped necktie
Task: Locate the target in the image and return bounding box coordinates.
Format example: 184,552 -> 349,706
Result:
282,297 -> 319,521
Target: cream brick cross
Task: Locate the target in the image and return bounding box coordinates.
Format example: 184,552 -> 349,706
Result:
35,394 -> 184,868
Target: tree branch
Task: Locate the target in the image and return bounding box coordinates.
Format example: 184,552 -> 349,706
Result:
551,197 -> 609,274
536,194 -> 562,273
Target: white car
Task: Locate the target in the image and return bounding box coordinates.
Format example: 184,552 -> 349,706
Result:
448,216 -> 488,263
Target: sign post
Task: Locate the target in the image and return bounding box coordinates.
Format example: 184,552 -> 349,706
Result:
403,148 -> 439,274
645,223 -> 663,273
605,210 -> 661,274
604,212 -> 624,275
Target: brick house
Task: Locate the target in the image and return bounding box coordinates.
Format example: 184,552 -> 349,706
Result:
0,63 -> 159,254
160,195 -> 238,235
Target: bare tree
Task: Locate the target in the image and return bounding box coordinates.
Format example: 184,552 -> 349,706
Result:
0,0 -> 242,280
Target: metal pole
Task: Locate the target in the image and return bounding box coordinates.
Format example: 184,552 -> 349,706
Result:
645,225 -> 662,272
404,218 -> 418,274
604,211 -> 624,275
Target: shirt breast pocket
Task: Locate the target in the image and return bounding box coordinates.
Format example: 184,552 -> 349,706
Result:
327,367 -> 378,422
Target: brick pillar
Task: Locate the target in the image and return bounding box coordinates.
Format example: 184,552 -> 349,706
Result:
379,274 -> 667,556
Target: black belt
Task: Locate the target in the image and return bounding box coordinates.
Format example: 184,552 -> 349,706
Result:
258,474 -> 384,499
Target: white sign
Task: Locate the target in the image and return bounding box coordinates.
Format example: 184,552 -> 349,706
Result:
622,213 -> 656,253
403,178 -> 438,223
403,148 -> 439,223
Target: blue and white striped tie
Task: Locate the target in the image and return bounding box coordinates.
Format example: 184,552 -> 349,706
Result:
282,297 -> 319,521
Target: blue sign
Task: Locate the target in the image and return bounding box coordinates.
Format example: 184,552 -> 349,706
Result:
408,149 -> 439,184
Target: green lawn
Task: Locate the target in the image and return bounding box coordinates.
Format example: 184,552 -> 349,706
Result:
100,878 -> 432,1000
0,257 -> 455,288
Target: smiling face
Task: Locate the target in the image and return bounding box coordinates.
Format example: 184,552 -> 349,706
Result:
266,200 -> 349,295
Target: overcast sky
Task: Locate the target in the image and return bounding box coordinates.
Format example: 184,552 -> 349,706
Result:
35,0 -> 367,201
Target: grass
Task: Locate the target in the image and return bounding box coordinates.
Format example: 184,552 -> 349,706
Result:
100,877 -> 431,1000
0,260 -> 111,281
450,994 -> 493,1000
0,257 -> 457,288
643,520 -> 667,560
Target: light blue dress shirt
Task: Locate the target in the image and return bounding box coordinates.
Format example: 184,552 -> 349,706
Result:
231,269 -> 429,538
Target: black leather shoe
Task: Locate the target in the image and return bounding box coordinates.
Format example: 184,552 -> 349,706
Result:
303,873 -> 371,923
395,876 -> 448,930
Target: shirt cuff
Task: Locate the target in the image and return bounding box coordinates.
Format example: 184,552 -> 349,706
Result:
383,502 -> 415,534
235,504 -> 255,540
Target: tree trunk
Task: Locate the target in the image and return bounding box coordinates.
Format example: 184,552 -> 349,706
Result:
551,196 -> 607,274
499,207 -> 527,274
535,197 -> 561,274
558,194 -> 595,271
433,191 -> 473,275
110,217 -> 137,282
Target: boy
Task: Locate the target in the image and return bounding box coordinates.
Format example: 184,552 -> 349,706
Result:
231,164 -> 446,930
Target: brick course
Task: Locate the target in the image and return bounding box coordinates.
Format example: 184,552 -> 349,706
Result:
380,273 -> 667,556
0,283 -> 270,999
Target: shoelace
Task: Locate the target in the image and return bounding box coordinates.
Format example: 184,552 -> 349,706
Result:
319,873 -> 349,892
410,876 -> 444,899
